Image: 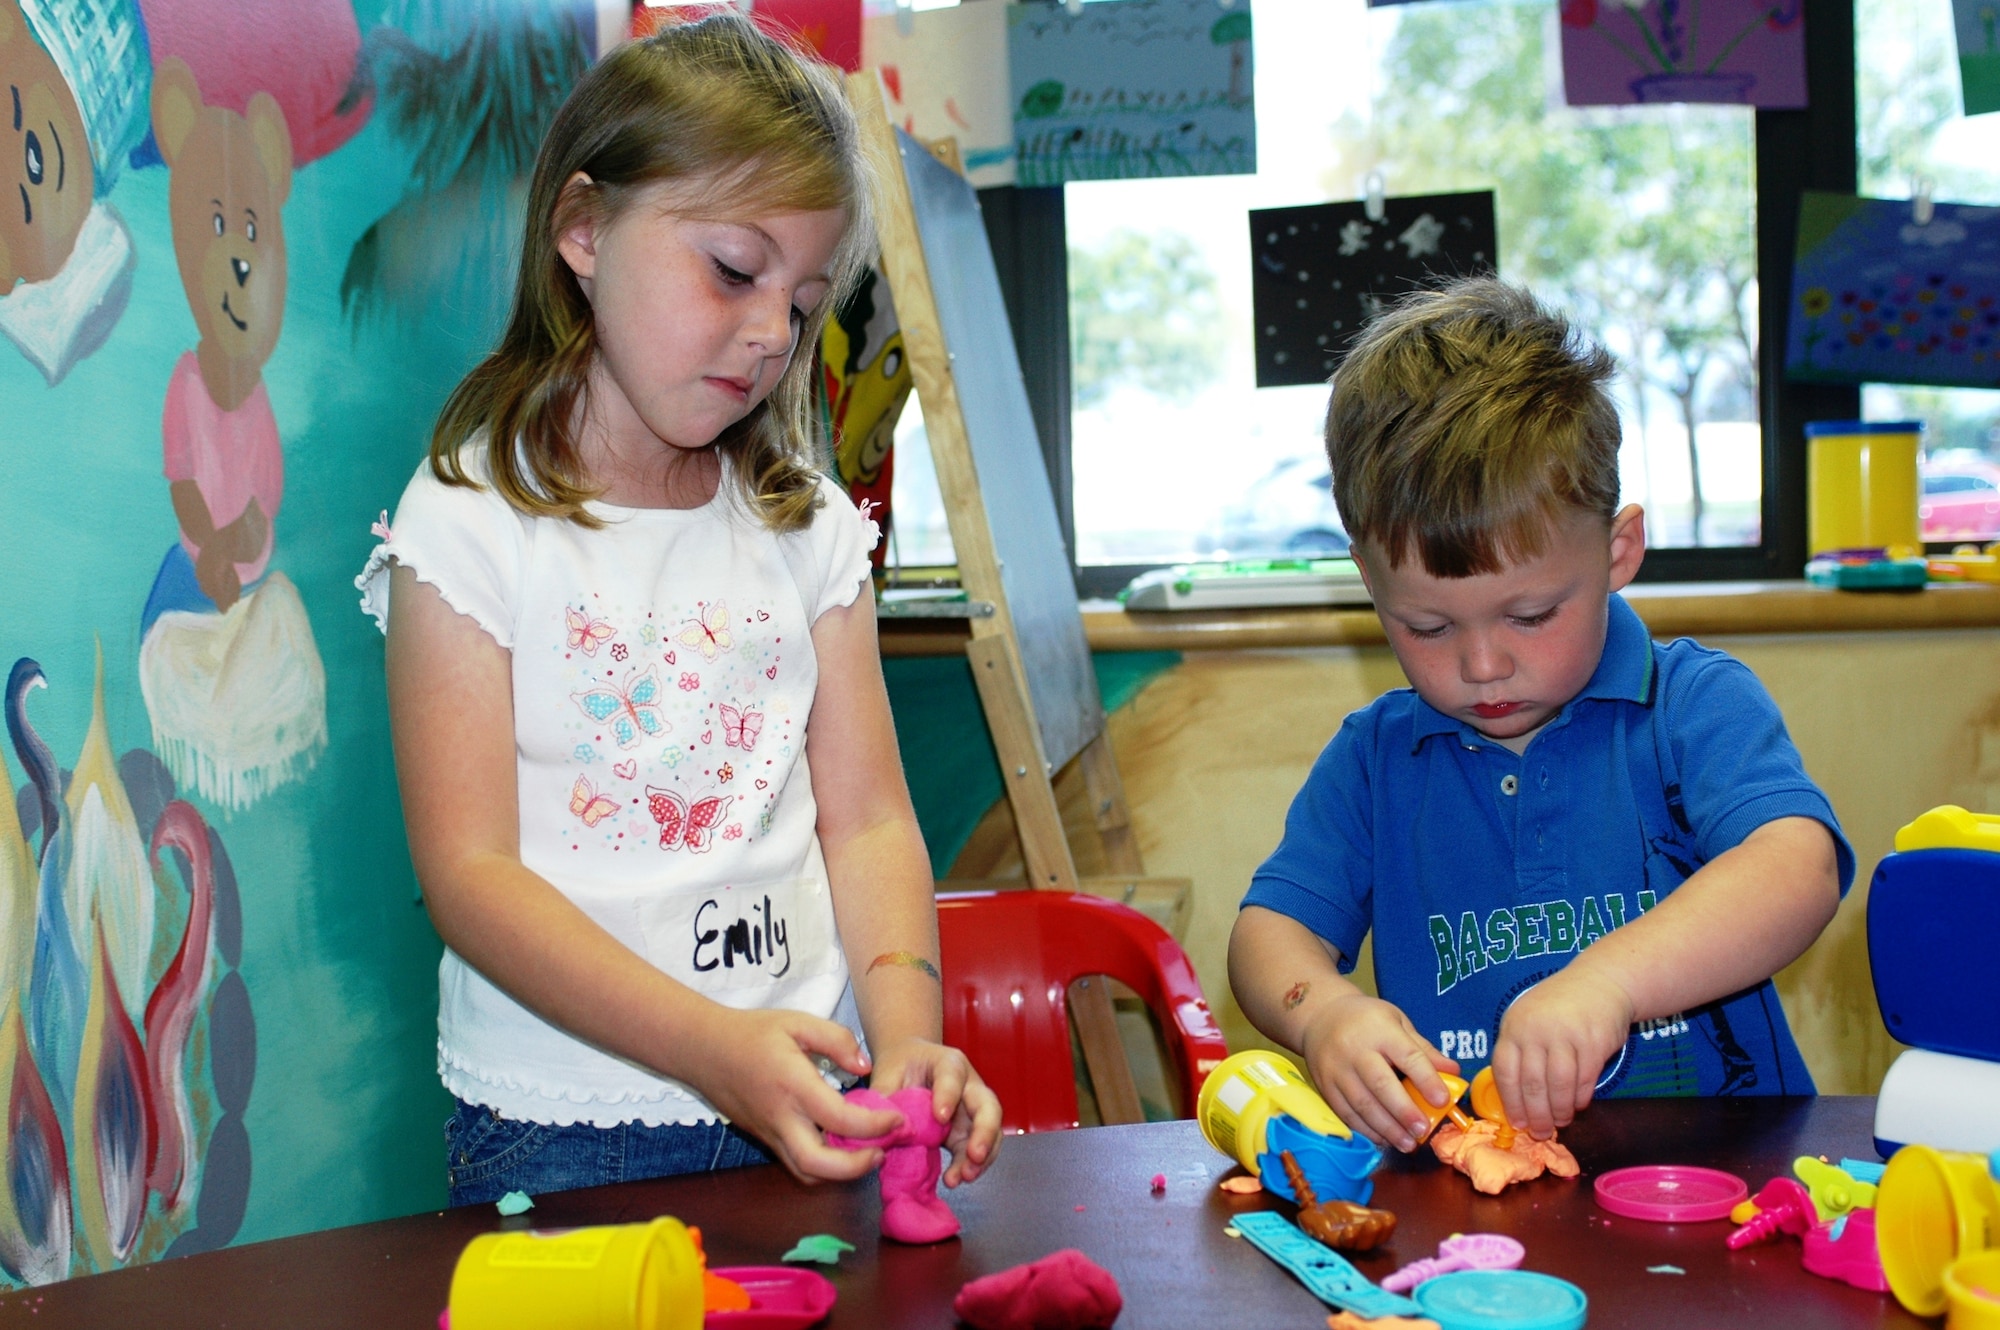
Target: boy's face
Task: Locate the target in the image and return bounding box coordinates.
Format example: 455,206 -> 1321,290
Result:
1358,505 -> 1646,752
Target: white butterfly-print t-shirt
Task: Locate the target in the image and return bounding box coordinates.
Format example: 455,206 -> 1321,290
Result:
358,446 -> 878,1126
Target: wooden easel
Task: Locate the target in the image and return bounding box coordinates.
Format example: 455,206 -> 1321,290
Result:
849,73 -> 1191,1125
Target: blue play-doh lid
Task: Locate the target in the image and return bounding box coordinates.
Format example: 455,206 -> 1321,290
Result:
1413,1270 -> 1589,1330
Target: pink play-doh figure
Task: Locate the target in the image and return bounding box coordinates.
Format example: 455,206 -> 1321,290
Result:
828,1086 -> 960,1244
1802,1209 -> 1892,1292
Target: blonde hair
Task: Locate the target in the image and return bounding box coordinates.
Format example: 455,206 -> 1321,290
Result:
1325,277 -> 1621,578
430,13 -> 874,531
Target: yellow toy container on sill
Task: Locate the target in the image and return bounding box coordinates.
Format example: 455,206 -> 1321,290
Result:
1805,419 -> 1923,558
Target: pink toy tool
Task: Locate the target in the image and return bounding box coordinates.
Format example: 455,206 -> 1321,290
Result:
1381,1233 -> 1526,1293
1801,1210 -> 1893,1293
826,1086 -> 960,1244
1595,1165 -> 1748,1223
1725,1177 -> 1816,1249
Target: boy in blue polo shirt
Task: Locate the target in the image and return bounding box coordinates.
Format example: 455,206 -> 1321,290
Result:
1230,278 -> 1851,1153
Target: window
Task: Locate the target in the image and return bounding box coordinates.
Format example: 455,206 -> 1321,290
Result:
1856,0 -> 2000,547
886,0 -> 1858,591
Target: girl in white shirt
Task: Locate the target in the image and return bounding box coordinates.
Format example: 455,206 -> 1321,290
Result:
358,13 -> 1000,1204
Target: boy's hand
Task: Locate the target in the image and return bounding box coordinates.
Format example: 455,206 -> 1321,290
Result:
866,1037 -> 1004,1186
1300,992 -> 1459,1152
692,1007 -> 905,1184
1491,963 -> 1635,1140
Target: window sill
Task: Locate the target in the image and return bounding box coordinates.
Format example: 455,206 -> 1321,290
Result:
876,581 -> 2000,656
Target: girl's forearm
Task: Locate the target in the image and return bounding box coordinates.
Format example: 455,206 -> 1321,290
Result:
1568,816 -> 1840,1022
822,815 -> 944,1051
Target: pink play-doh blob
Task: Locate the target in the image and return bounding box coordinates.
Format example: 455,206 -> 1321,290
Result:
826,1086 -> 959,1244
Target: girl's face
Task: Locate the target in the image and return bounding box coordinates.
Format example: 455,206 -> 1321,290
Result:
558,176 -> 846,455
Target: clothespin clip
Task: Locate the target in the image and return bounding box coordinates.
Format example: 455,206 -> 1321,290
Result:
1913,176 -> 1935,227
894,0 -> 913,35
1363,170 -> 1387,224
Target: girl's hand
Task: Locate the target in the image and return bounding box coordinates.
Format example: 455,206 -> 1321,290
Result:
1491,964 -> 1634,1141
691,1007 -> 906,1185
1298,992 -> 1458,1153
866,1038 -> 1003,1186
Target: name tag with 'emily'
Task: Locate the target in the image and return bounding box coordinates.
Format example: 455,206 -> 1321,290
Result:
636,878 -> 838,1001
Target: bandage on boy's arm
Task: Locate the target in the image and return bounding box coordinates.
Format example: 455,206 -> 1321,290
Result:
1229,905 -> 1457,1152
385,568 -> 898,1179
1562,815 -> 1840,1022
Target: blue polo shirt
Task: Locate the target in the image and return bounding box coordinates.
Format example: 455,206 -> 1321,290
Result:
1244,594 -> 1853,1097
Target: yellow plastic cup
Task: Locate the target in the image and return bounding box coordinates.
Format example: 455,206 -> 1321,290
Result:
448,1217 -> 705,1330
1806,419 -> 1922,557
1947,1250 -> 2000,1330
1878,1145 -> 2000,1317
1196,1049 -> 1350,1174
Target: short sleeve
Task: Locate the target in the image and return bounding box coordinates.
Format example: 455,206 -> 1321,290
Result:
777,475 -> 880,623
1658,649 -> 1857,895
354,452 -> 528,648
1241,711 -> 1379,970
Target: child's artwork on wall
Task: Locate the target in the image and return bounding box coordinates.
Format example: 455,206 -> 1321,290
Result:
1008,0 -> 1254,186
752,0 -> 862,71
1955,0 -> 2000,117
1785,191 -> 2000,390
1250,192 -> 1496,388
861,0 -> 1014,187
821,265 -> 912,573
1558,0 -> 1807,109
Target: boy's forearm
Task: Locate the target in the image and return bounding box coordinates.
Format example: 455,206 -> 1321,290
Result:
1568,816 -> 1840,1022
1228,905 -> 1365,1051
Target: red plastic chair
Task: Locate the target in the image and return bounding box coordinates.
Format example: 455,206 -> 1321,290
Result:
937,890 -> 1230,1134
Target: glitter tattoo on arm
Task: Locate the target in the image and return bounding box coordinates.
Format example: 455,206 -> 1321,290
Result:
1282,981 -> 1311,1011
867,950 -> 941,982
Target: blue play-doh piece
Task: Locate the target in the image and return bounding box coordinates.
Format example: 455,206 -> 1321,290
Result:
1413,1270 -> 1588,1330
1259,1114 -> 1383,1204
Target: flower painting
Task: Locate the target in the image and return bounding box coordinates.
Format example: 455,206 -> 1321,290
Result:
1560,0 -> 1806,108
1785,192 -> 2000,390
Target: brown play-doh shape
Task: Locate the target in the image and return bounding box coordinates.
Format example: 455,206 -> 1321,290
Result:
1280,1151 -> 1397,1252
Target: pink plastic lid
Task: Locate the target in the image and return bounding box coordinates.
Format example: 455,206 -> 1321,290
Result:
706,1266 -> 839,1330
1594,1166 -> 1748,1222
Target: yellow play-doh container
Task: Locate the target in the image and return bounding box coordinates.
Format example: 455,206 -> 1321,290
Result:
1806,419 -> 1922,557
448,1217 -> 704,1330
1878,1145 -> 2000,1317
1947,1250 -> 2000,1330
1197,1049 -> 1350,1173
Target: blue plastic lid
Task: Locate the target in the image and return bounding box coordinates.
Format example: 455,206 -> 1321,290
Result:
1413,1270 -> 1589,1330
1803,419 -> 1925,436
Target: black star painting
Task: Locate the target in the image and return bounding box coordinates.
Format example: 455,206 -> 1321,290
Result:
1250,191 -> 1497,387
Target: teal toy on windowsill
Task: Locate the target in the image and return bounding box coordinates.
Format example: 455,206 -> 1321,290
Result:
1120,558 -> 1371,611
1805,547 -> 1929,591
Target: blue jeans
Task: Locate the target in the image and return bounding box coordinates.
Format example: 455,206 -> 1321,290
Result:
444,1099 -> 772,1207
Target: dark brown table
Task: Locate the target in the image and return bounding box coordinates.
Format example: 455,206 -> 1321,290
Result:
0,1097 -> 1928,1328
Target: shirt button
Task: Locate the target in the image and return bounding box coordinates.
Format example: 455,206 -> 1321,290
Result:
1500,774 -> 1519,796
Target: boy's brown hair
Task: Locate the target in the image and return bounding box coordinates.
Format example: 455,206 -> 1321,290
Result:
1325,277 -> 1621,578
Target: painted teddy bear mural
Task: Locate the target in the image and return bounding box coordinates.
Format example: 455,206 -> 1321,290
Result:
137,56 -> 325,812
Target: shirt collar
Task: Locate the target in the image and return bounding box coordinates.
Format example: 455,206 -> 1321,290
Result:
1407,592 -> 1654,750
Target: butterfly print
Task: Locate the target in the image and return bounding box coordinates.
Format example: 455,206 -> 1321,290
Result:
569,775 -> 620,828
678,601 -> 734,661
645,785 -> 735,853
565,606 -> 616,655
719,704 -> 764,752
572,667 -> 668,749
